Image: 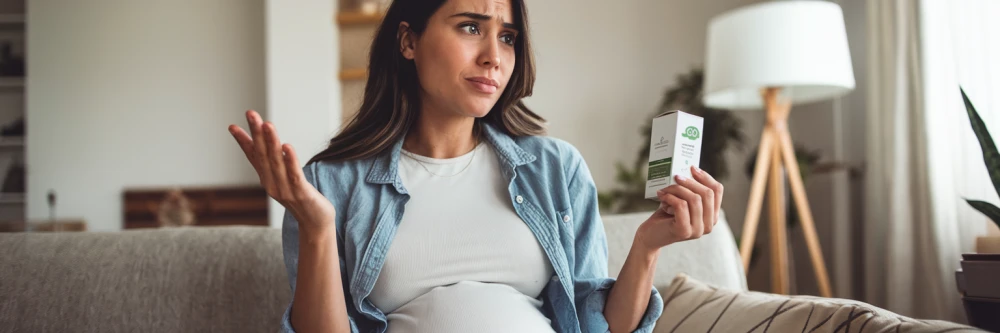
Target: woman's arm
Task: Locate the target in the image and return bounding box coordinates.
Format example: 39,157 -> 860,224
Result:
603,236 -> 660,333
604,167 -> 725,333
228,110 -> 356,333
291,225 -> 352,333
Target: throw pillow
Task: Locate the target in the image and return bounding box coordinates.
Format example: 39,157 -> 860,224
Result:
655,273 -> 985,333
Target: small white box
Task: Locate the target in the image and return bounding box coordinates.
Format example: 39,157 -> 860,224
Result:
645,110 -> 704,199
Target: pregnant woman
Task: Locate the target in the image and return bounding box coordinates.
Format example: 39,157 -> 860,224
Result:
228,0 -> 724,332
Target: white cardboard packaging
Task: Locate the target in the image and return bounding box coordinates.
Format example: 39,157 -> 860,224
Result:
645,110 -> 704,200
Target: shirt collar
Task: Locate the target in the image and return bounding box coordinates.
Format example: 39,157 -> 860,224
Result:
365,122 -> 537,188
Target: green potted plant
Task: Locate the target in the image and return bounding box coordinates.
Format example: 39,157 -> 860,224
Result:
962,88 -> 1000,253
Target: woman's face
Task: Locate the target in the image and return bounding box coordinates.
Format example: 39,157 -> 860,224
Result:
400,0 -> 518,119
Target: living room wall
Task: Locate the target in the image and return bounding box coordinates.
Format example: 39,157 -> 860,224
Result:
26,0 -> 266,231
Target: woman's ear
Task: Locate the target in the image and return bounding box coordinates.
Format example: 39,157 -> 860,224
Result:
398,22 -> 416,60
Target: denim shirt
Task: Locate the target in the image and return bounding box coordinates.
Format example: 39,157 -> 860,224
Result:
279,123 -> 663,333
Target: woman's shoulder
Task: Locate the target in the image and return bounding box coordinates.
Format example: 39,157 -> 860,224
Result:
512,134 -> 586,166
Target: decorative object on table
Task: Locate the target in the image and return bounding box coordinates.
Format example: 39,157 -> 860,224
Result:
0,156 -> 23,193
1,116 -> 23,137
0,41 -> 23,77
156,188 -> 196,228
123,186 -> 268,229
597,68 -> 745,214
47,189 -> 56,220
960,87 -> 1000,254
703,0 -> 856,297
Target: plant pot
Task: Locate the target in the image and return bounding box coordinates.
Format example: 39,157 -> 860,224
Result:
977,221 -> 1000,253
976,237 -> 1000,254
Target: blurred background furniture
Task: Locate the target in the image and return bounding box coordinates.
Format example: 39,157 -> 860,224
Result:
956,254 -> 1000,331
0,219 -> 85,232
122,186 -> 268,229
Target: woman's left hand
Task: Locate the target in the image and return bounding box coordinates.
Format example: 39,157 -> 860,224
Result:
636,166 -> 724,251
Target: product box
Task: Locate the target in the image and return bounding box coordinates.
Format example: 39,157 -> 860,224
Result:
645,110 -> 704,199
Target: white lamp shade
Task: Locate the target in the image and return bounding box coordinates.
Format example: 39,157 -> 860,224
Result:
703,1 -> 856,110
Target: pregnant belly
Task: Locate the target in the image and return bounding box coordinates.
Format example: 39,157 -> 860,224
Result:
385,280 -> 556,333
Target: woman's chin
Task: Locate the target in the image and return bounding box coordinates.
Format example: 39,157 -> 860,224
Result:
461,103 -> 497,119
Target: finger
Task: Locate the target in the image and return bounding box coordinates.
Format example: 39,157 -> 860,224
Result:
228,125 -> 261,172
663,193 -> 691,239
677,170 -> 716,233
264,122 -> 290,200
692,166 -> 724,225
665,180 -> 704,238
283,144 -> 308,196
247,110 -> 274,189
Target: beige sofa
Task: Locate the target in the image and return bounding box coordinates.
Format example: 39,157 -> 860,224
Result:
0,211 -> 747,332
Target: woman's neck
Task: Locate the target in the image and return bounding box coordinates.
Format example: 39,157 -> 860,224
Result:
402,109 -> 479,159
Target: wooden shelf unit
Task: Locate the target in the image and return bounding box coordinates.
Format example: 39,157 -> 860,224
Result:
336,11 -> 384,26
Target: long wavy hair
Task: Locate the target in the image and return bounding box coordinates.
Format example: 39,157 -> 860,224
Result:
307,0 -> 545,165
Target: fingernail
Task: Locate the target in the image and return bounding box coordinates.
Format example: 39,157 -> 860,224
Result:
657,188 -> 666,195
676,174 -> 687,182
693,166 -> 703,174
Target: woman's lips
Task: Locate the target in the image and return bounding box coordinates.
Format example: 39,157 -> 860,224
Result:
466,78 -> 498,94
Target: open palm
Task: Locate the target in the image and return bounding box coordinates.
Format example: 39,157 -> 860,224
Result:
228,110 -> 336,232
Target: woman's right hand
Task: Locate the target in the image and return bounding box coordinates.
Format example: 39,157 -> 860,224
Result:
228,110 -> 336,235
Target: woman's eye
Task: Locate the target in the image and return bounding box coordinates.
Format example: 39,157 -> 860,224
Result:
460,23 -> 480,35
500,34 -> 516,46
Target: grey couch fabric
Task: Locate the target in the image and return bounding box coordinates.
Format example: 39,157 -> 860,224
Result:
0,226 -> 290,333
0,212 -> 748,333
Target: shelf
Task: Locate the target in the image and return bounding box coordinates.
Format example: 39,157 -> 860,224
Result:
0,137 -> 23,149
0,77 -> 23,88
0,14 -> 24,24
0,192 -> 24,204
336,11 -> 384,26
339,68 -> 367,81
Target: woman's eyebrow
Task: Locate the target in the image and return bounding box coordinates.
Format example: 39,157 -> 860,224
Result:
449,12 -> 518,30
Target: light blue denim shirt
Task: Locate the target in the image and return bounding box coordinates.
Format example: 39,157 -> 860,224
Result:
280,123 -> 663,333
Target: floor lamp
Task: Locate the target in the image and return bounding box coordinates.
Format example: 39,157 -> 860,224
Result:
702,1 -> 855,297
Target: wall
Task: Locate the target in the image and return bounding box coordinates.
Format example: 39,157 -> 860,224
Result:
27,0 -> 266,231
264,0 -> 338,228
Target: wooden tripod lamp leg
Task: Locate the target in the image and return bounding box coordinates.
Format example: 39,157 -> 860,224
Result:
767,140 -> 790,295
740,128 -> 774,270
776,127 -> 833,297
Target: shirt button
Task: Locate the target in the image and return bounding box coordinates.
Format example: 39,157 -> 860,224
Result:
515,195 -> 524,204
563,215 -> 571,222
551,275 -> 559,282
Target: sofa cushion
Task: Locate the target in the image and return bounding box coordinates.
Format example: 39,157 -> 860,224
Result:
654,273 -> 982,333
603,210 -> 748,292
0,226 -> 289,333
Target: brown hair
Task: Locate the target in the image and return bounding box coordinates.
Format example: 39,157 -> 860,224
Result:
307,0 -> 545,165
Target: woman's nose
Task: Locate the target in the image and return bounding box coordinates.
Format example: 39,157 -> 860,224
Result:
478,40 -> 501,68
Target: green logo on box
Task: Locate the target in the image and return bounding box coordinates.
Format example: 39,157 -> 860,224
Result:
682,126 -> 700,140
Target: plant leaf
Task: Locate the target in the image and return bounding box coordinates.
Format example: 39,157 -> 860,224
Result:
966,199 -> 1000,230
962,87 -> 1000,202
